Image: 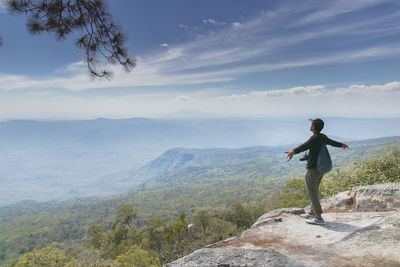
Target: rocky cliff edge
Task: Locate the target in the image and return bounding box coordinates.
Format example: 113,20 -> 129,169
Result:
166,183 -> 400,267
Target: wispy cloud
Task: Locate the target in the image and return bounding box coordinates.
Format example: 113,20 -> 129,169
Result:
122,0 -> 400,88
1,81 -> 399,119
250,85 -> 327,97
0,1 -> 6,13
1,0 -> 399,92
203,18 -> 226,26
291,0 -> 390,27
0,74 -> 45,91
212,81 -> 400,117
219,82 -> 400,100
1,43 -> 399,92
178,24 -> 189,29
55,61 -> 87,74
331,81 -> 400,96
175,95 -> 190,101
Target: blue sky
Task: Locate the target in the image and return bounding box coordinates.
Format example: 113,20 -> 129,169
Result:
0,0 -> 399,119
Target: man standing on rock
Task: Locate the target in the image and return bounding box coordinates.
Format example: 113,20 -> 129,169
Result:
285,118 -> 349,225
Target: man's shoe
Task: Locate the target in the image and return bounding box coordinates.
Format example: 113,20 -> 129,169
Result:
306,217 -> 325,225
300,212 -> 315,219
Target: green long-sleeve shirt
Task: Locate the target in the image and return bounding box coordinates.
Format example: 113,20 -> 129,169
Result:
293,133 -> 343,169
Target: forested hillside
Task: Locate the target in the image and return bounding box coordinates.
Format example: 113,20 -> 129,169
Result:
2,118 -> 400,206
0,137 -> 400,266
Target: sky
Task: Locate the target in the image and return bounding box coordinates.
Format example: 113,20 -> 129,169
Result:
0,0 -> 399,119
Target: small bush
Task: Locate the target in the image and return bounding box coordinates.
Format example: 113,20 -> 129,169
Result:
321,150 -> 400,197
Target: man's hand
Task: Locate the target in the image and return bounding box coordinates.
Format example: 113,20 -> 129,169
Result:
342,143 -> 349,149
285,150 -> 294,161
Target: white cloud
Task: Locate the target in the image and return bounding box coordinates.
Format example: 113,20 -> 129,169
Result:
220,82 -> 400,100
175,96 -> 190,101
1,0 -> 400,119
291,0 -> 389,27
211,81 -> 400,117
0,1 -> 6,13
1,81 -> 398,119
116,1 -> 399,88
1,41 -> 399,92
178,24 -> 189,29
1,0 -> 399,94
203,18 -> 226,26
251,85 -> 327,97
332,81 -> 400,96
0,74 -> 44,91
55,61 -> 87,74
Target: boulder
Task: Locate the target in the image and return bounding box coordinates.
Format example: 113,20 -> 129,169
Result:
321,190 -> 354,212
308,182 -> 400,213
352,183 -> 400,212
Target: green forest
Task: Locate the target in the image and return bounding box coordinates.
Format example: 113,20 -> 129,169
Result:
1,138 -> 400,266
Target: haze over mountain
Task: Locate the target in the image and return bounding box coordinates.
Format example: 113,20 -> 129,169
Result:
0,117 -> 400,206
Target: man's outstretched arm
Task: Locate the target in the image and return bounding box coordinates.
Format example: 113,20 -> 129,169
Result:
285,150 -> 295,161
326,137 -> 349,149
285,136 -> 314,162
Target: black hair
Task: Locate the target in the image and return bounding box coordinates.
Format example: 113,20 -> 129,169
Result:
312,118 -> 324,133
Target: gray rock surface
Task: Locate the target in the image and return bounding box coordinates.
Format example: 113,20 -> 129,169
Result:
166,183 -> 400,267
252,207 -> 304,228
353,182 -> 400,212
208,211 -> 400,267
166,247 -> 304,267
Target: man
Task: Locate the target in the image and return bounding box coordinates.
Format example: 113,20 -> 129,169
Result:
285,118 -> 349,225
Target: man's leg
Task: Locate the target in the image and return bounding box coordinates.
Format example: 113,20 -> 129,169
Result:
305,168 -> 324,217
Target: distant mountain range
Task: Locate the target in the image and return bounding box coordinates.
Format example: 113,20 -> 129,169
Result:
0,117 -> 400,206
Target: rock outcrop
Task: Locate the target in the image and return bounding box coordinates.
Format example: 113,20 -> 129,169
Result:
319,190 -> 354,212
166,183 -> 400,267
353,182 -> 400,212
319,182 -> 400,213
165,247 -> 305,267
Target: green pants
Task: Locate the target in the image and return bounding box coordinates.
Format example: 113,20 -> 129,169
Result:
305,168 -> 324,215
